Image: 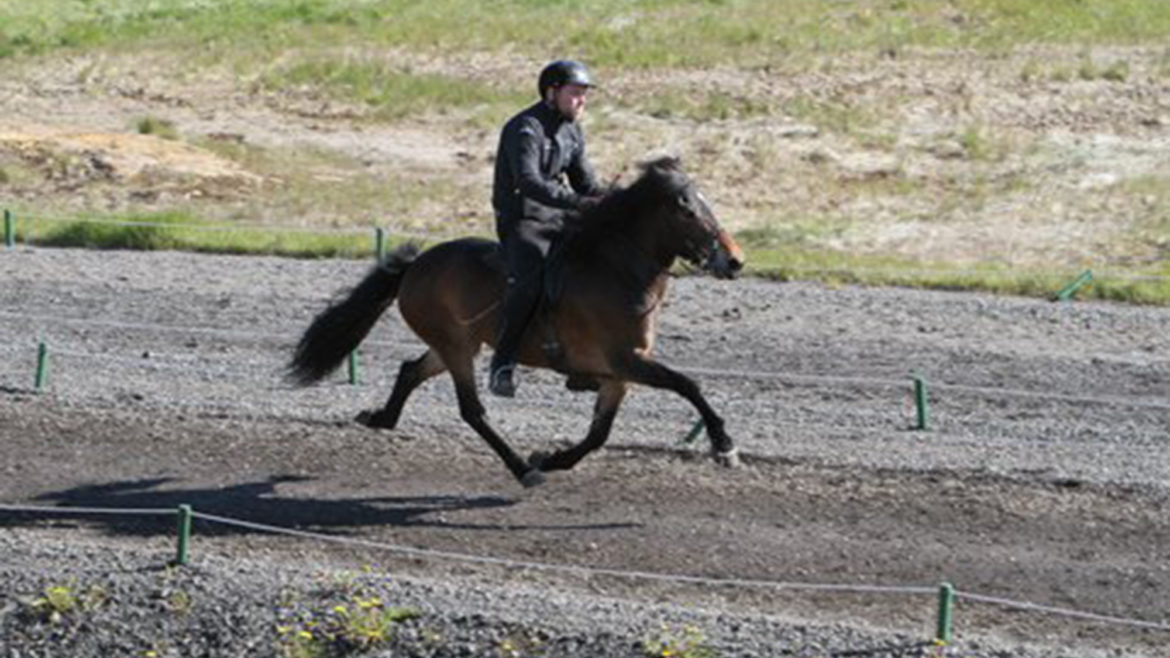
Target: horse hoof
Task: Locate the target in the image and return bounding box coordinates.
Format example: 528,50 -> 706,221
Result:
356,410 -> 393,429
528,450 -> 552,470
713,447 -> 742,469
520,469 -> 546,488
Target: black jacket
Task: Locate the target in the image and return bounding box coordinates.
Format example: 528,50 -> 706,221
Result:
492,101 -> 602,231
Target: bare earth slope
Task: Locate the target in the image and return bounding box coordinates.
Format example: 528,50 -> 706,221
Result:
1,248 -> 1168,656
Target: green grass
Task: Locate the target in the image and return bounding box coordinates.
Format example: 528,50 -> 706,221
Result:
191,138 -> 489,229
259,58 -> 527,121
9,210 -> 1167,304
4,0 -> 1170,67
631,88 -> 774,122
742,241 -> 1170,305
10,211 -> 434,258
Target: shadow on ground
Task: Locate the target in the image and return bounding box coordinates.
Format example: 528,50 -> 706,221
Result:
0,475 -> 640,536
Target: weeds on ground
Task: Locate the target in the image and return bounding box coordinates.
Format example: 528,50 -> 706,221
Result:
22,581 -> 108,624
135,116 -> 180,140
275,587 -> 419,658
642,622 -> 718,658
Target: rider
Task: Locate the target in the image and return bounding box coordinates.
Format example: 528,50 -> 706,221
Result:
488,59 -> 605,397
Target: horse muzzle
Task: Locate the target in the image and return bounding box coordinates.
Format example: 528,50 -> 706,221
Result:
704,232 -> 745,280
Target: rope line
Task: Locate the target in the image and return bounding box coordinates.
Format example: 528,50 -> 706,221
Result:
3,314 -> 1168,412
50,347 -> 292,376
0,310 -> 421,350
957,591 -> 1170,632
4,502 -> 1165,634
932,381 -> 1170,411
0,503 -> 174,516
190,510 -> 934,596
679,365 -> 907,389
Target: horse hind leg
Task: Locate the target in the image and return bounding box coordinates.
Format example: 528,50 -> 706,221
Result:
445,350 -> 545,488
358,350 -> 446,429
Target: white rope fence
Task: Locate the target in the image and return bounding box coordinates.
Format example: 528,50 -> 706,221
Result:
2,502 -> 1168,639
4,309 -> 1168,412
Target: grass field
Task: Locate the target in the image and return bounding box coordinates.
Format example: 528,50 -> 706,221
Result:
5,0 -> 1170,63
1,0 -> 1168,303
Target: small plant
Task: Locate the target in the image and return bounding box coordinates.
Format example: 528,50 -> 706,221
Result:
135,116 -> 179,140
276,590 -> 419,658
1100,59 -> 1130,82
33,584 -> 78,621
167,590 -> 192,615
1076,57 -> 1129,82
25,582 -> 107,624
643,622 -> 718,658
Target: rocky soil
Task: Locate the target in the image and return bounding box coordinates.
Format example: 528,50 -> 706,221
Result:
1,45 -> 1169,269
1,247 -> 1168,656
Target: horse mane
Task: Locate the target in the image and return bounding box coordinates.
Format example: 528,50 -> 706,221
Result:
565,156 -> 690,254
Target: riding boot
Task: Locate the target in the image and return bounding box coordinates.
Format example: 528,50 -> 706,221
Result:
489,277 -> 539,397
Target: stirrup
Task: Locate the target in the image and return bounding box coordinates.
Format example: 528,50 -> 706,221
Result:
488,365 -> 516,398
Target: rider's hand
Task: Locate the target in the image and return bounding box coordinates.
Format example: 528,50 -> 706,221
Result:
578,195 -> 603,211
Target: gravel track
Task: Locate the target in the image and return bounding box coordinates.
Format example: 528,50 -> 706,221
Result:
2,247 -> 1168,657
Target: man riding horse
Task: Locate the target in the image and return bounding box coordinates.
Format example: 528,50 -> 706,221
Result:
489,59 -> 606,397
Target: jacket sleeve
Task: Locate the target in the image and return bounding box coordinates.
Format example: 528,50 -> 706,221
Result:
566,129 -> 603,199
508,119 -> 581,210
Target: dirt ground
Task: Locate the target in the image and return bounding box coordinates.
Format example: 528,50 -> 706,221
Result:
1,247 -> 1168,655
1,38 -> 1169,656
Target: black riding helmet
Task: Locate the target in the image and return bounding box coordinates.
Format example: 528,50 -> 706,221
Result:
538,60 -> 594,99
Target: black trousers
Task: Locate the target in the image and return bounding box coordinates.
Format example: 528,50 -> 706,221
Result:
491,216 -> 563,370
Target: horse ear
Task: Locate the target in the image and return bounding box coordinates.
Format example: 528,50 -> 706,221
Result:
655,156 -> 682,171
641,155 -> 682,173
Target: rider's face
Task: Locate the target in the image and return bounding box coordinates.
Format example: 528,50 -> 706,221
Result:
552,84 -> 589,122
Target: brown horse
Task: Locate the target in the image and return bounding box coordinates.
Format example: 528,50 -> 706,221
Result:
289,157 -> 745,487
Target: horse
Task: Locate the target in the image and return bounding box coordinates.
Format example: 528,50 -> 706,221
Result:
288,157 -> 745,488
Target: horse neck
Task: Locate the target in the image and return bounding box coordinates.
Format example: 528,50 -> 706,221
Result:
592,208 -> 675,289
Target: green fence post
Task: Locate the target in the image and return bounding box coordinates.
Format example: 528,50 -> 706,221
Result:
34,342 -> 49,392
348,350 -> 361,385
174,504 -> 193,566
4,209 -> 13,249
935,582 -> 955,644
913,377 -> 929,430
678,418 -> 704,445
1054,270 -> 1093,301
374,227 -> 386,262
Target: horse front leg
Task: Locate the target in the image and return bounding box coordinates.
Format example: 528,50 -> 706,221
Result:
358,350 -> 446,429
530,380 -> 627,472
612,353 -> 740,468
446,354 -> 545,488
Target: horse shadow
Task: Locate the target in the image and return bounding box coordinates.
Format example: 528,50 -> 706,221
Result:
3,475 -> 640,537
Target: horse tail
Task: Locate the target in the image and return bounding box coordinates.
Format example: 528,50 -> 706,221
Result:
287,244 -> 421,385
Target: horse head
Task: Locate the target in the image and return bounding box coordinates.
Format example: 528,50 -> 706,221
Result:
643,157 -> 744,279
